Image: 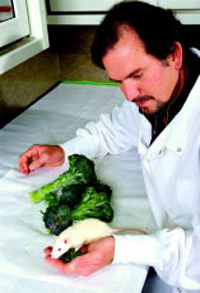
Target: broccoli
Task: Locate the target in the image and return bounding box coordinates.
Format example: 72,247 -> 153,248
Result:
43,204 -> 72,235
28,154 -> 114,235
42,183 -> 113,235
29,154 -> 96,204
59,184 -> 86,208
71,186 -> 114,222
44,192 -> 58,206
93,181 -> 112,199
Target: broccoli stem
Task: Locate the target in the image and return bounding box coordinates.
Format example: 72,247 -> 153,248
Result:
29,172 -> 80,203
29,154 -> 96,204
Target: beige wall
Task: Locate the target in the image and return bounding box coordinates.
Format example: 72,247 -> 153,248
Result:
47,25 -> 200,83
2,24 -> 200,128
0,49 -> 60,127
48,26 -> 109,82
0,26 -> 108,128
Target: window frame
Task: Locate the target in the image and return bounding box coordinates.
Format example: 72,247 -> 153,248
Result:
46,0 -> 158,25
0,0 -> 49,74
0,0 -> 30,48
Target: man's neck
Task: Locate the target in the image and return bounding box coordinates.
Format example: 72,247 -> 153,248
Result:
145,49 -> 200,144
168,66 -> 187,107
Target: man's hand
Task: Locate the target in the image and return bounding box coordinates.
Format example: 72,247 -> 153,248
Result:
18,144 -> 65,174
44,236 -> 115,276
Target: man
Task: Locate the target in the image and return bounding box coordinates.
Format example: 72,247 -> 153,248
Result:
19,2 -> 200,292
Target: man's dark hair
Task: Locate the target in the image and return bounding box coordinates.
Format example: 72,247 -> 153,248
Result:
91,1 -> 187,68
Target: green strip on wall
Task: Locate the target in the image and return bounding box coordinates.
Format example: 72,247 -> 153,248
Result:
62,80 -> 119,87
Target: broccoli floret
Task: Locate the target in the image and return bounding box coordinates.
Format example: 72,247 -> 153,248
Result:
43,204 -> 72,235
29,154 -> 96,204
71,186 -> 114,222
93,181 -> 112,199
59,184 -> 85,208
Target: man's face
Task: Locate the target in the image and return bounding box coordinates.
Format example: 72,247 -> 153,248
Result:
102,27 -> 181,115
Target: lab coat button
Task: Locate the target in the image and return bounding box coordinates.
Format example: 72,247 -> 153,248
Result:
177,147 -> 182,153
177,288 -> 182,293
158,149 -> 163,156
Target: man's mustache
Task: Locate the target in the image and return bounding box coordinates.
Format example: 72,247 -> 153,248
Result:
133,95 -> 154,104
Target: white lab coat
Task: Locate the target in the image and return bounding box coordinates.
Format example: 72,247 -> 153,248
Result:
61,75 -> 200,292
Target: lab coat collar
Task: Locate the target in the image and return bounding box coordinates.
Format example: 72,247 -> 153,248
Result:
138,75 -> 200,156
166,74 -> 200,152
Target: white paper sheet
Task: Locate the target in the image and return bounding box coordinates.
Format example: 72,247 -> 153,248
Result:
0,83 -> 157,292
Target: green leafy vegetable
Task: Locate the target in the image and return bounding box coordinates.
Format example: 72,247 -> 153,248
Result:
43,204 -> 72,235
29,154 -> 96,204
71,186 -> 113,222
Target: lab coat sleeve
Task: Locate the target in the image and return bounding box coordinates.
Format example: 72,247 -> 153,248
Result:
113,215 -> 200,290
60,101 -> 140,160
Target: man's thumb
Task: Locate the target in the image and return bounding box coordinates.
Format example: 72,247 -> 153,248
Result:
29,155 -> 46,171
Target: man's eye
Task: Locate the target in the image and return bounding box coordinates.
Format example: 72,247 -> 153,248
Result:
133,73 -> 143,79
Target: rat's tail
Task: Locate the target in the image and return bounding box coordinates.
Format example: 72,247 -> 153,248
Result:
112,227 -> 148,235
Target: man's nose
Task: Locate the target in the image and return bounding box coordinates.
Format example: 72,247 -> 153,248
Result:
121,79 -> 141,102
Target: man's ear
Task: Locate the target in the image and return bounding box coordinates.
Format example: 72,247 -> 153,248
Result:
170,42 -> 183,70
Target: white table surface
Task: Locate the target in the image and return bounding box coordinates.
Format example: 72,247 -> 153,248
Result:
0,83 -> 157,293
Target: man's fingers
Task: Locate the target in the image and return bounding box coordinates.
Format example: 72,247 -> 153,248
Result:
18,146 -> 39,174
68,249 -> 105,276
80,245 -> 88,254
19,149 -> 48,173
44,246 -> 53,256
44,247 -> 100,276
18,159 -> 28,174
29,156 -> 45,171
19,156 -> 32,174
68,249 -> 106,276
44,237 -> 114,276
45,255 -> 70,273
18,144 -> 65,174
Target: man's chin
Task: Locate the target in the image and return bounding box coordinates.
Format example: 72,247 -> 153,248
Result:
138,102 -> 166,115
138,105 -> 156,115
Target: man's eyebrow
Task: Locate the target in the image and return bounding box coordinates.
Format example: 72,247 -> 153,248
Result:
109,68 -> 144,83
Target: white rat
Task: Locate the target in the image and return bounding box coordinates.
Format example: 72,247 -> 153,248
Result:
51,218 -> 147,259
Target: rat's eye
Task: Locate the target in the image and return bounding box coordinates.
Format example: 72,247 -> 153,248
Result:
64,239 -> 67,244
58,248 -> 61,251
